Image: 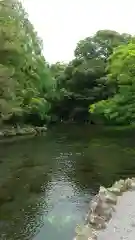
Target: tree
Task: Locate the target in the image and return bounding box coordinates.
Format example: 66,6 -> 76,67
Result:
0,0 -> 54,125
0,3 -> 134,127
90,42 -> 135,125
75,30 -> 131,60
50,30 -> 131,122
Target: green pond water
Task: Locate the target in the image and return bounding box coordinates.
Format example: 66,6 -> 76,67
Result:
0,124 -> 135,240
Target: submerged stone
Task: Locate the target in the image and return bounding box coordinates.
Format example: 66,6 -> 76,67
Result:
75,224 -> 97,240
88,214 -> 106,229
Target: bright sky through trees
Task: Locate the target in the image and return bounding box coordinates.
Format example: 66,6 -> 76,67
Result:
22,0 -> 135,63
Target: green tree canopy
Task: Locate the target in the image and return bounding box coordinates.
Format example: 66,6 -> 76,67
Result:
0,0 -> 53,125
90,42 -> 135,125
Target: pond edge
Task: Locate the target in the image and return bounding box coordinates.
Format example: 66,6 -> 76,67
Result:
74,178 -> 135,240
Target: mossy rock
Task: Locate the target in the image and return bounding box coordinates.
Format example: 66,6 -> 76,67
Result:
0,131 -> 4,137
3,129 -> 16,137
34,126 -> 47,134
16,127 -> 36,136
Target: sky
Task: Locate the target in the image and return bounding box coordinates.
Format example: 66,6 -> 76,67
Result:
22,0 -> 135,63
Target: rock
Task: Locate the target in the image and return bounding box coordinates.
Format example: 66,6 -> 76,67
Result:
74,234 -> 96,240
3,129 -> 16,137
124,178 -> 135,190
89,195 -> 100,213
74,178 -> 135,240
42,125 -> 47,131
88,214 -> 106,229
96,201 -> 114,221
124,178 -> 132,189
99,186 -> 117,205
108,179 -> 126,195
15,128 -> 25,136
24,127 -> 36,135
108,187 -> 121,196
88,194 -> 115,221
105,192 -> 117,205
16,127 -> 37,136
0,125 -> 47,139
130,179 -> 135,190
118,179 -> 127,191
35,126 -> 47,135
75,224 -> 97,240
0,131 -> 4,137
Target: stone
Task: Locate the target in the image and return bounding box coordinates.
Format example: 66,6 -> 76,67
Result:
0,131 -> 4,137
35,126 -> 47,135
99,186 -> 117,205
109,179 -> 126,194
130,179 -> 135,190
108,186 -> 122,196
75,224 -> 97,240
88,194 -> 115,222
18,127 -> 36,136
74,178 -> 135,240
124,178 -> 135,190
0,125 -> 47,139
89,195 -> 100,213
95,201 -> 114,221
88,214 -> 106,229
3,129 -> 16,137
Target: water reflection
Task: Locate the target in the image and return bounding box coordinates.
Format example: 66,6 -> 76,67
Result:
0,125 -> 135,239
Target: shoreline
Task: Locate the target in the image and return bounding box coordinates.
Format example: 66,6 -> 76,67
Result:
0,125 -> 47,142
74,178 -> 135,240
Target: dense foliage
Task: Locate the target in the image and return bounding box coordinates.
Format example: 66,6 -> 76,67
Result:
0,0 -> 54,126
90,42 -> 135,125
1,0 -> 134,126
50,31 -> 132,123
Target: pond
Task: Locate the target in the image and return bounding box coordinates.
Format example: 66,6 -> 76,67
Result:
0,124 -> 135,240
